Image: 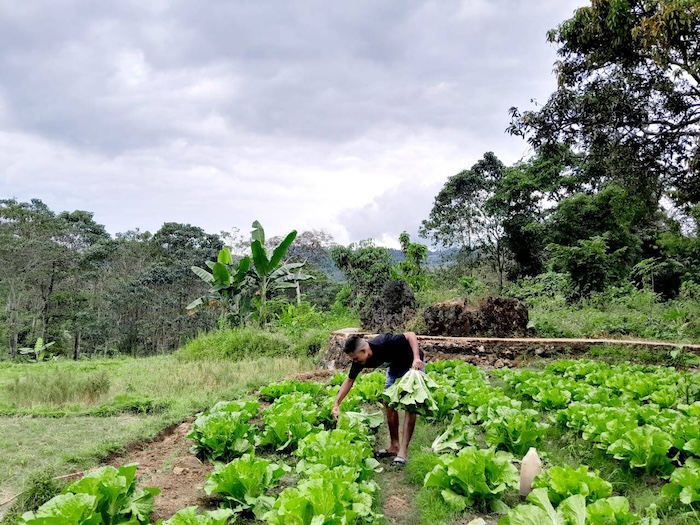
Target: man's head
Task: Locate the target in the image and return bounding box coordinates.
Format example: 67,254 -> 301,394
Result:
344,335 -> 372,365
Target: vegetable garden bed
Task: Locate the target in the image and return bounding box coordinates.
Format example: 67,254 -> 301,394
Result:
14,357 -> 700,525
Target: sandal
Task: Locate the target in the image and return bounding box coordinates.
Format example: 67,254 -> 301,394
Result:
375,449 -> 397,458
392,456 -> 407,466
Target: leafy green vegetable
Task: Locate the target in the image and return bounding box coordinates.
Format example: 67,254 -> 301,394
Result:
336,410 -> 384,437
499,488 -> 650,525
20,493 -> 100,525
187,410 -> 255,461
484,406 -> 549,456
428,379 -> 461,422
469,391 -> 522,423
256,392 -> 322,450
318,392 -> 362,424
207,398 -> 259,419
581,407 -> 638,445
586,497 -> 639,524
662,458 -> 700,506
431,413 -> 478,454
382,369 -> 439,417
607,425 -> 675,476
532,465 -> 612,505
295,429 -> 381,482
424,446 -> 518,511
264,466 -> 382,525
259,379 -> 324,401
498,488 -> 586,525
204,452 -> 290,518
351,372 -> 385,403
157,506 -> 234,525
61,464 -> 159,525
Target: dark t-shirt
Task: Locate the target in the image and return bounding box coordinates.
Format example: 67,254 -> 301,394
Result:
348,333 -> 423,380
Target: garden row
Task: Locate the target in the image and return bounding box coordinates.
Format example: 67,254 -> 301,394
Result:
18,358 -> 700,524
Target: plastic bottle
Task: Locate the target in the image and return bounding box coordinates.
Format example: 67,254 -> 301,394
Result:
519,447 -> 542,496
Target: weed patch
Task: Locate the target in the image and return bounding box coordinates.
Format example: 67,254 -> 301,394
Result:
4,371 -> 110,407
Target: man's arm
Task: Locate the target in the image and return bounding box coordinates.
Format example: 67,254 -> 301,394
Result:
404,331 -> 424,370
331,377 -> 355,418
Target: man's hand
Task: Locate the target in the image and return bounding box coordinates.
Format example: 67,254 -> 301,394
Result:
412,358 -> 424,370
331,404 -> 340,419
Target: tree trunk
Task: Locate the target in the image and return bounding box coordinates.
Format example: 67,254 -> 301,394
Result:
40,261 -> 57,342
10,329 -> 17,359
73,331 -> 81,360
6,285 -> 21,359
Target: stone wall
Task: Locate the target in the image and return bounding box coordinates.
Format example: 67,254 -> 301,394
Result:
319,329 -> 700,370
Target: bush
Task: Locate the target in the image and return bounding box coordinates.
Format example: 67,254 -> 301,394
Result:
90,394 -> 170,416
503,272 -> 571,306
290,330 -> 329,356
176,327 -> 294,361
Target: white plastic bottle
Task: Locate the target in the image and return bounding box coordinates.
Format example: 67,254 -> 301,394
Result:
519,447 -> 542,496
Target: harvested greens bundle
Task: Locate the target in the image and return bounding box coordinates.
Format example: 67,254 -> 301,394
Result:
381,369 -> 439,417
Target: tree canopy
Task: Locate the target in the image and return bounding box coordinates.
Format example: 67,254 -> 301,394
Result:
509,0 -> 700,208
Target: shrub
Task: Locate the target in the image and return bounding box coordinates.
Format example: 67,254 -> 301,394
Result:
176,327 -> 293,361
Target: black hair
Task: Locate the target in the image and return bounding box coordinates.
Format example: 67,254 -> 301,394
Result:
343,335 -> 366,354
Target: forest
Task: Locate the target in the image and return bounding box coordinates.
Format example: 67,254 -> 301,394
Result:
3,1 -> 700,361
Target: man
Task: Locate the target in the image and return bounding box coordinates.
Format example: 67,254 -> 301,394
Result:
331,332 -> 424,466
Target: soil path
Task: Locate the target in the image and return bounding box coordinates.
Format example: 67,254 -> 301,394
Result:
376,463 -> 420,525
107,419 -> 213,521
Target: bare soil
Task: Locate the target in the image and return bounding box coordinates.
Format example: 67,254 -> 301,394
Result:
376,464 -> 419,525
106,419 -> 214,521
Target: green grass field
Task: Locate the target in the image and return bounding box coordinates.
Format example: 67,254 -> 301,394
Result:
0,354 -> 315,505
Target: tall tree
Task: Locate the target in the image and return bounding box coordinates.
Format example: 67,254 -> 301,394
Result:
330,241 -> 394,305
509,0 -> 700,209
0,199 -> 109,357
394,232 -> 429,291
420,152 -> 510,285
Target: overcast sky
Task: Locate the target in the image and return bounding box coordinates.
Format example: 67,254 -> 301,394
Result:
1,0 -> 584,247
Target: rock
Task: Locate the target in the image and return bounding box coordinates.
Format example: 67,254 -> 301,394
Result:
423,296 -> 528,337
172,467 -> 188,475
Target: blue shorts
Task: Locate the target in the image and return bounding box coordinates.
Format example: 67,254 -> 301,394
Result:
384,365 -> 425,389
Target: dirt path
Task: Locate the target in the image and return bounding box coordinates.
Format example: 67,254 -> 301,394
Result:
111,421 -> 427,524
375,462 -> 420,525
106,419 -> 214,521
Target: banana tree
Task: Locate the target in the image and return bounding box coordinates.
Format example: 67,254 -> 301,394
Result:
19,337 -> 55,361
187,247 -> 254,326
249,221 -> 313,324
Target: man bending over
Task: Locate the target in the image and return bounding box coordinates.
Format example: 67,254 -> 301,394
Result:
331,332 -> 424,466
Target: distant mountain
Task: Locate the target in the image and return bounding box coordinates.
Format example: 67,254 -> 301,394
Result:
388,248 -> 455,268
308,246 -> 457,282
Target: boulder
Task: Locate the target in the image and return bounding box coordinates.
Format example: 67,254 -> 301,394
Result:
423,296 -> 528,337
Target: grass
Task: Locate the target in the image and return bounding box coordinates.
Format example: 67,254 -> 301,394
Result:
0,355 -> 314,417
0,415 -> 154,496
4,370 -> 111,407
525,289 -> 700,343
0,353 -> 315,506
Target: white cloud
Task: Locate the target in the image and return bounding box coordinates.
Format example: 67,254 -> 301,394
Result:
0,0 -> 585,245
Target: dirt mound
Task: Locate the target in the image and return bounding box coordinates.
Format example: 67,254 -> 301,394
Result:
423,296 -> 528,337
286,369 -> 337,382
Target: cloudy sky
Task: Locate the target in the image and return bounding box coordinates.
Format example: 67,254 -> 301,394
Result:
1,0 -> 584,247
